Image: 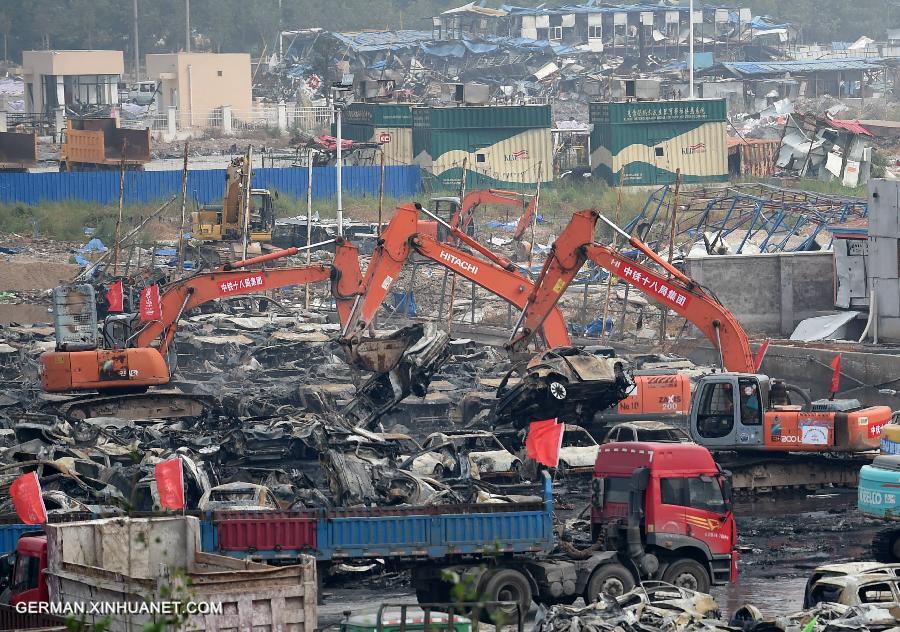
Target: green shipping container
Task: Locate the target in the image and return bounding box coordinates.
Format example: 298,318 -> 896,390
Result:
589,99 -> 728,187
334,103 -> 414,165
413,105 -> 553,190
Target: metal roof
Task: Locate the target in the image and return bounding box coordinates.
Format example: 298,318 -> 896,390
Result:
722,58 -> 885,76
330,30 -> 433,53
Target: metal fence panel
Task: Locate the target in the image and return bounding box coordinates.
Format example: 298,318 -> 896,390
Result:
0,166 -> 423,206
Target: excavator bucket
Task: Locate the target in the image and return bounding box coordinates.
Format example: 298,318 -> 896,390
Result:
340,323 -> 451,429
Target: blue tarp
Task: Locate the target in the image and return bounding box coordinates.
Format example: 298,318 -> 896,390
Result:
79,238 -> 107,253
392,291 -> 417,316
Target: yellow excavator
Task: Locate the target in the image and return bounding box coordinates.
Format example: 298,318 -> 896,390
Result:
191,151 -> 276,264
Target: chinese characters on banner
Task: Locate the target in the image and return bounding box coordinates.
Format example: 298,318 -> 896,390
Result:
608,256 -> 692,309
218,274 -> 266,296
10,472 -> 47,525
623,105 -> 708,123
139,284 -> 162,322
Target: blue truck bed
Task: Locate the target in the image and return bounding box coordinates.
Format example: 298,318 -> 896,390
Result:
0,474 -> 555,563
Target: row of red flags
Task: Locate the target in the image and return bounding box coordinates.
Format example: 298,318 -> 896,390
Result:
105,281 -> 162,322
10,458 -> 185,525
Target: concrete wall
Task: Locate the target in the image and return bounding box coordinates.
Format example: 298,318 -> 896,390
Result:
146,53 -> 252,128
868,180 -> 900,341
686,251 -> 835,335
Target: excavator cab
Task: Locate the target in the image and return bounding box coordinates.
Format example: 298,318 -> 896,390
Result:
690,373 -> 769,449
247,189 -> 276,242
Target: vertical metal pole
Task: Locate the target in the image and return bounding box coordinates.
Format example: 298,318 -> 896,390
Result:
113,141 -> 128,274
527,162 -> 542,273
688,0 -> 695,98
470,280 -> 475,324
659,169 -> 680,343
241,147 -> 252,261
306,148 -> 313,309
185,0 -> 191,53
601,170 -> 624,338
178,140 -> 189,274
336,99 -> 343,237
133,0 -> 140,80
378,147 -> 385,236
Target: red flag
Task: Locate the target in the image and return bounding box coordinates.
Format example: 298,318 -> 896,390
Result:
139,284 -> 162,322
526,419 -> 565,468
830,354 -> 842,393
106,280 -> 124,313
155,458 -> 185,511
753,339 -> 770,372
10,472 -> 47,525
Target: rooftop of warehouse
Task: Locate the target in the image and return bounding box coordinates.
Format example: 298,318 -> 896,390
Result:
722,57 -> 887,76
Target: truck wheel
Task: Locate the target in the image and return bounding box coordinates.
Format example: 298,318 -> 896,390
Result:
662,559 -> 710,593
872,528 -> 900,562
584,563 -> 635,602
480,569 -> 531,624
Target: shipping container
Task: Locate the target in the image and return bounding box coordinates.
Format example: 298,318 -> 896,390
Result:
413,105 -> 553,190
589,99 -> 728,187
45,516 -> 317,632
335,103 -> 414,165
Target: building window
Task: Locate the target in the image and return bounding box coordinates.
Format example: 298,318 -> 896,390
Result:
217,70 -> 223,77
550,26 -> 563,40
588,25 -> 602,39
655,147 -> 664,157
476,153 -> 486,163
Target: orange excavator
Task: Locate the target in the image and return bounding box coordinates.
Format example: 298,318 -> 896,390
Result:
40,240 -> 364,420
418,188 -> 538,243
338,202 -> 574,428
507,209 -> 891,463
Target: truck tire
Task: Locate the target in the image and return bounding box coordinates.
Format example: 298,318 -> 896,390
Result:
872,527 -> 900,562
584,563 -> 635,602
661,559 -> 710,593
479,568 -> 531,624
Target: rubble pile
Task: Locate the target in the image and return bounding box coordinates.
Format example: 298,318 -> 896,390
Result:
536,584 -> 900,632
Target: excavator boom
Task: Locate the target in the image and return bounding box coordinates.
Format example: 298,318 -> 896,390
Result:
509,209 -> 754,373
343,203 -> 570,355
41,241 -> 363,395
449,188 -> 535,239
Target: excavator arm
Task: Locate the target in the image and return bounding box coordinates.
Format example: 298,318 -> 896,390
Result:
338,202 -> 570,429
509,209 -> 754,373
343,203 -> 570,354
449,188 -> 535,237
136,239 -> 363,353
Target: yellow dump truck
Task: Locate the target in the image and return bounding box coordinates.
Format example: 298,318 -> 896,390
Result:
59,117 -> 151,171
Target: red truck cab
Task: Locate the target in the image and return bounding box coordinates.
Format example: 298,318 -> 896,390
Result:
1,534 -> 49,605
591,441 -> 737,592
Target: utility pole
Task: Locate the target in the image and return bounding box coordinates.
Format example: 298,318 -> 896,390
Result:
688,0 -> 695,98
133,0 -> 140,80
185,0 -> 191,53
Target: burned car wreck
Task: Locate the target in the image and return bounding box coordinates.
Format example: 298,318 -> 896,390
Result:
491,347 -> 633,428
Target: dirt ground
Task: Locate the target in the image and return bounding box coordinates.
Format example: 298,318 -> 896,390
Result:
0,256 -> 78,292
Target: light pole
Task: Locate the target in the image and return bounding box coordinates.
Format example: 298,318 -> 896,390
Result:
688,0 -> 695,98
133,0 -> 140,81
185,0 -> 191,53
332,81 -> 352,237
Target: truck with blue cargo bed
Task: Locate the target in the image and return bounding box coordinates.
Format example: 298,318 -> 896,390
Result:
1,441 -> 736,615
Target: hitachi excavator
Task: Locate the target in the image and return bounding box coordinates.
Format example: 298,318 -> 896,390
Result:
506,209 -> 891,489
40,241 -> 364,420
418,188 -> 538,243
337,201 -> 579,428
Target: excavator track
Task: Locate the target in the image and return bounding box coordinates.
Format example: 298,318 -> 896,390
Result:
872,526 -> 900,562
48,391 -> 219,422
720,452 -> 874,493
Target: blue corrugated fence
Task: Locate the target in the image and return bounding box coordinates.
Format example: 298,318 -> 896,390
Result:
0,165 -> 423,206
